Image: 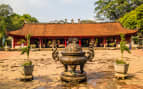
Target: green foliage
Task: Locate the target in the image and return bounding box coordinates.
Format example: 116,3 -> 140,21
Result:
95,0 -> 143,20
0,16 -> 6,38
120,34 -> 131,60
80,20 -> 96,24
6,13 -> 38,31
132,36 -> 139,44
116,59 -> 126,64
0,17 -> 7,47
21,34 -> 31,59
119,4 -> 143,31
109,42 -> 115,47
18,39 -> 26,44
95,38 -> 98,44
0,4 -> 38,31
6,13 -> 24,31
0,25 -> 6,39
22,61 -> 32,66
0,4 -> 13,17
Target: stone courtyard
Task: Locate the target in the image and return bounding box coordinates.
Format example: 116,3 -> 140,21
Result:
0,49 -> 143,89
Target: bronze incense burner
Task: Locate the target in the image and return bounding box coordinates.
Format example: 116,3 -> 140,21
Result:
52,38 -> 95,82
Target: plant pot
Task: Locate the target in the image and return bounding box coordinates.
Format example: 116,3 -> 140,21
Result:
23,65 -> 34,76
114,63 -> 129,74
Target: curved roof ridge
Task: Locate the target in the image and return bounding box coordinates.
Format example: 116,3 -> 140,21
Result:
23,21 -> 119,25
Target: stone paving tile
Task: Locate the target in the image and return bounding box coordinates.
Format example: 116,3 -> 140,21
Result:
0,49 -> 143,89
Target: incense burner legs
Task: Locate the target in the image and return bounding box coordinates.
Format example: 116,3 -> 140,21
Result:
61,64 -> 87,83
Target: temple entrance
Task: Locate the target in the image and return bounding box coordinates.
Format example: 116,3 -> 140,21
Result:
106,37 -> 116,47
81,39 -> 89,47
96,38 -> 104,47
30,38 -> 39,48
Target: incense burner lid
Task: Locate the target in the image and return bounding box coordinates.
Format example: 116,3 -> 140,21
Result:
63,38 -> 82,54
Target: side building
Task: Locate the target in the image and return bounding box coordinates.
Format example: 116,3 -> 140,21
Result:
8,22 -> 137,48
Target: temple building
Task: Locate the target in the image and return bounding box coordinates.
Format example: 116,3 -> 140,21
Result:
8,22 -> 137,48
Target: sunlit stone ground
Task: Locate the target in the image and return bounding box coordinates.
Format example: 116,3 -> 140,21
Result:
0,49 -> 143,89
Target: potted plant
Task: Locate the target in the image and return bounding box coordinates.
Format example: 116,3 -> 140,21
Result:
114,34 -> 131,74
21,34 -> 34,77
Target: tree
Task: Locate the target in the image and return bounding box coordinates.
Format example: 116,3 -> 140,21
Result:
6,13 -> 23,31
0,18 -> 6,47
6,14 -> 38,31
119,4 -> 143,32
0,4 -> 39,31
21,14 -> 38,23
119,10 -> 137,30
95,0 -> 143,20
0,4 -> 13,17
0,4 -> 39,48
119,4 -> 143,45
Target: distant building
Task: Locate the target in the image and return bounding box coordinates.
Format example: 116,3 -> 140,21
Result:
8,22 -> 137,48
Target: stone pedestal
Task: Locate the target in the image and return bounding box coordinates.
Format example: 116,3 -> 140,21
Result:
114,73 -> 128,80
21,75 -> 33,81
61,71 -> 87,82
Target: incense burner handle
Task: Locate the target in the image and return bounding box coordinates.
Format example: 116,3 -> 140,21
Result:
52,47 -> 59,61
86,39 -> 95,61
86,47 -> 94,61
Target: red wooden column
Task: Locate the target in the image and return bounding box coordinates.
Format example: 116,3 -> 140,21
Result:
79,39 -> 81,47
12,37 -> 15,48
103,38 -> 106,48
65,39 -> 67,47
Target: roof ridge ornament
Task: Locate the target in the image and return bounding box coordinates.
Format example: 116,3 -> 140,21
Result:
71,18 -> 74,24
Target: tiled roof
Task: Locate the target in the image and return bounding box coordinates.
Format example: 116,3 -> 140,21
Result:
8,22 -> 137,37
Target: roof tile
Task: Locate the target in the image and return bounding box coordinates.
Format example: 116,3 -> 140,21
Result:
8,22 -> 137,37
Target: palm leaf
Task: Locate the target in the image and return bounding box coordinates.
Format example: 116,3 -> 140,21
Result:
21,34 -> 31,60
21,47 -> 27,55
124,46 -> 131,54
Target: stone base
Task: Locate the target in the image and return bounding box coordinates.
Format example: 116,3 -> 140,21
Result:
61,71 -> 87,83
20,75 -> 33,81
114,73 -> 128,80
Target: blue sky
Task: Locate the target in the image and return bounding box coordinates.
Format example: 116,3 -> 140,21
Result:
0,0 -> 97,22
